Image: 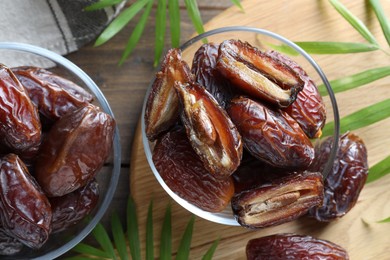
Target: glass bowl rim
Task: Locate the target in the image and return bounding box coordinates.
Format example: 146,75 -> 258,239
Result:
0,42 -> 122,259
141,26 -> 340,226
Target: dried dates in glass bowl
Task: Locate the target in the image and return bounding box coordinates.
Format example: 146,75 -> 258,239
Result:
142,27 -> 340,226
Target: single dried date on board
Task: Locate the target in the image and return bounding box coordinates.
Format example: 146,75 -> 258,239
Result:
216,40 -> 304,107
231,171 -> 323,229
246,233 -> 349,260
0,64 -> 41,159
35,104 -> 115,197
145,48 -> 193,141
227,96 -> 314,169
0,154 -> 52,249
152,128 -> 234,212
309,132 -> 368,221
175,81 -> 243,178
267,50 -> 326,138
12,66 -> 93,122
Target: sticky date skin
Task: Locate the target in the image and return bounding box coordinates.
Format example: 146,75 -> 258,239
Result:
246,233 -> 349,260
50,179 -> 99,233
0,64 -> 41,158
0,154 -> 52,249
12,66 -> 93,121
309,132 -> 368,221
153,128 -> 234,212
35,104 -> 115,197
227,96 -> 314,169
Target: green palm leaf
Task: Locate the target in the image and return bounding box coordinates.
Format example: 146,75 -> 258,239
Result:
154,0 -> 167,66
230,0 -> 244,12
169,0 -> 181,48
71,243 -> 110,258
377,216 -> 390,223
369,0 -> 390,46
111,212 -> 129,260
160,204 -> 172,260
92,223 -> 117,259
146,200 -> 154,260
184,0 -> 205,35
176,216 -> 195,260
367,156 -> 390,183
127,197 -> 141,260
202,237 -> 220,260
295,41 -> 379,54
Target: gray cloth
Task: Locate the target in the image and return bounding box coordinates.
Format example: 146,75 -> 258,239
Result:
0,0 -> 124,65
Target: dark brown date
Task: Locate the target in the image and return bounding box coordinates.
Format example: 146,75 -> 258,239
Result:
145,48 -> 193,141
267,50 -> 326,138
50,179 -> 99,233
0,226 -> 23,256
227,96 -> 314,169
35,104 -> 115,197
216,40 -> 304,107
153,128 -> 234,212
175,81 -> 243,178
309,132 -> 368,221
231,171 -> 323,228
191,43 -> 234,108
12,66 -> 93,121
0,64 -> 41,159
246,233 -> 349,260
0,154 -> 52,249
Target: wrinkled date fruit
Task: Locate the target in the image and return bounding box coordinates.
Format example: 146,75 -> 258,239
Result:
231,171 -> 323,228
50,179 -> 99,233
12,66 -> 93,121
191,43 -> 234,108
153,128 -> 234,212
175,81 -> 243,178
267,50 -> 326,138
0,154 -> 52,249
216,40 -> 304,107
227,96 -> 314,169
0,64 -> 41,158
35,104 -> 115,197
309,132 -> 368,221
145,48 -> 193,141
246,233 -> 349,260
0,227 -> 23,256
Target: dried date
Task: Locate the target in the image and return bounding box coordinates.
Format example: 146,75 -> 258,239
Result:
50,179 -> 99,233
175,81 -> 242,178
309,132 -> 368,221
12,66 -> 93,122
227,96 -> 314,169
0,226 -> 23,256
153,128 -> 234,212
231,171 -> 323,228
0,154 -> 52,249
216,40 -> 304,107
0,64 -> 41,159
145,48 -> 193,141
246,233 -> 349,260
35,104 -> 115,197
267,50 -> 326,138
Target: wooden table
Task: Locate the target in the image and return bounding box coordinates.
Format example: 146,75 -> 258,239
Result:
66,0 -> 390,259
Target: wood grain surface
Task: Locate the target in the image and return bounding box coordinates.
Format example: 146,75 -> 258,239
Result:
130,0 -> 390,259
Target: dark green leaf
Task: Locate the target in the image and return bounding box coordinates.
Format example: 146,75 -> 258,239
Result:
184,0 -> 205,35
369,0 -> 390,46
84,0 -> 123,11
95,0 -> 149,47
329,0 -> 378,45
111,212 -> 129,260
127,197 -> 141,260
168,0 -> 181,48
72,243 -> 109,258
119,0 -> 154,65
367,155 -> 390,183
202,237 -> 220,260
377,216 -> 390,223
160,204 -> 172,260
322,98 -> 390,137
154,0 -> 167,66
230,0 -> 244,12
176,216 -> 195,260
295,41 -> 379,54
146,200 -> 154,260
318,66 -> 390,96
92,223 -> 117,259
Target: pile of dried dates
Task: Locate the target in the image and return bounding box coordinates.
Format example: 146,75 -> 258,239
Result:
146,39 -> 369,258
0,64 -> 115,254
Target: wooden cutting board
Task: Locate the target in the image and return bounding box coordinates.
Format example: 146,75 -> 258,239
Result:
130,0 -> 390,259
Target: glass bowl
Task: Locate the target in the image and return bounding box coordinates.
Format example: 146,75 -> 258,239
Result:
0,42 -> 121,259
142,26 -> 340,226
